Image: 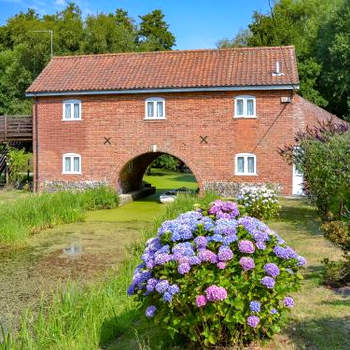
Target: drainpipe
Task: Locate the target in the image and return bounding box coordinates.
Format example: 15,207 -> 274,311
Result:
34,97 -> 39,192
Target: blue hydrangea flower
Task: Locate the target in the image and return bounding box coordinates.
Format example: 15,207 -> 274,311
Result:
145,305 -> 156,318
250,301 -> 261,313
155,280 -> 169,294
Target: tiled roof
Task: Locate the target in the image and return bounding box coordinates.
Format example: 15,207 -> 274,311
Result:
26,46 -> 299,94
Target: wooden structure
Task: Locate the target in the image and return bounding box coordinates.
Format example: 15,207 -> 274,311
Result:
0,115 -> 32,184
0,115 -> 32,143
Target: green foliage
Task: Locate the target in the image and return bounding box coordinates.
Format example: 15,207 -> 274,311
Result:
0,4 -> 175,115
237,186 -> 281,221
0,186 -> 119,243
130,201 -> 304,347
299,132 -> 350,220
150,155 -> 180,171
0,192 -> 217,349
7,147 -> 32,185
137,10 -> 175,51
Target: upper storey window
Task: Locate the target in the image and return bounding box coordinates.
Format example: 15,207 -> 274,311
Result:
145,97 -> 165,120
234,96 -> 256,118
63,100 -> 82,120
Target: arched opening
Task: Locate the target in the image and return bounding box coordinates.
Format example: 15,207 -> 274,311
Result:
119,152 -> 198,199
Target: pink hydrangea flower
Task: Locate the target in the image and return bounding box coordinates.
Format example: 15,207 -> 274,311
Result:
205,285 -> 227,302
196,295 -> 207,307
217,262 -> 227,269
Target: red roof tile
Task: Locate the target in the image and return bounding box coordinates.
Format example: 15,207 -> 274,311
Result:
26,46 -> 299,94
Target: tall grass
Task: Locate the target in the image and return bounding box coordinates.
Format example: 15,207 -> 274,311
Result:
1,192 -> 217,350
0,186 -> 119,243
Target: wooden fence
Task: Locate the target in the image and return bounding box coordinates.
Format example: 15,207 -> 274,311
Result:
0,115 -> 32,142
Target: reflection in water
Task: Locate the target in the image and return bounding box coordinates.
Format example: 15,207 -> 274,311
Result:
63,242 -> 83,257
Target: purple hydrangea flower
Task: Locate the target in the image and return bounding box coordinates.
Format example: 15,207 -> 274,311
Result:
247,315 -> 260,328
250,301 -> 261,313
194,236 -> 208,248
283,296 -> 294,308
297,256 -> 307,266
238,240 -> 255,254
260,276 -> 275,289
146,278 -> 158,293
189,256 -> 201,265
214,219 -> 238,236
155,280 -> 169,294
145,305 -> 156,318
196,295 -> 207,307
217,247 -> 234,262
178,263 -> 191,275
273,246 -> 290,259
168,284 -> 180,295
198,249 -> 218,264
217,262 -> 227,269
208,200 -> 240,219
163,292 -> 173,303
264,263 -> 280,278
127,283 -> 135,296
210,234 -> 224,242
270,308 -> 278,315
154,253 -> 172,265
205,285 -> 227,302
239,257 -> 255,271
256,241 -> 266,250
222,233 -> 238,245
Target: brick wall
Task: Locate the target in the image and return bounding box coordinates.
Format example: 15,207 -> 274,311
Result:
33,90 -> 318,195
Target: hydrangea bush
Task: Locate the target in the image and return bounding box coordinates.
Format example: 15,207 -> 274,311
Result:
128,199 -> 305,347
237,185 -> 280,221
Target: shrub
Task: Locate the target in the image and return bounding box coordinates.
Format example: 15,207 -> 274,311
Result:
321,221 -> 350,286
0,186 -> 119,243
7,148 -> 32,186
128,200 -> 305,347
237,185 -> 280,221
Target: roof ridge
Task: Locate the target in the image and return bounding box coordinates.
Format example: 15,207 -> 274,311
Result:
52,46 -> 295,60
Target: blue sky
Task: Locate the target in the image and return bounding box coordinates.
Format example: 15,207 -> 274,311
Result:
0,0 -> 270,49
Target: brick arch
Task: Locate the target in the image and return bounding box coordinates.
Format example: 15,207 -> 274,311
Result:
118,151 -> 201,194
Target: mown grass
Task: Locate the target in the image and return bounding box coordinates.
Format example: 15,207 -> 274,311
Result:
0,186 -> 119,243
0,193 -> 217,350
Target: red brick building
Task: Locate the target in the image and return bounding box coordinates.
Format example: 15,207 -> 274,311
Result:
26,46 -> 337,195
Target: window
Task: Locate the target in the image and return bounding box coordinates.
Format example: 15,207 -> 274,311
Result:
145,97 -> 165,119
234,96 -> 256,118
235,153 -> 256,175
63,153 -> 81,174
63,100 -> 82,120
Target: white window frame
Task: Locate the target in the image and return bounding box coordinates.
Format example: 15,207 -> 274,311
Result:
235,153 -> 257,176
144,97 -> 166,120
234,95 -> 256,118
62,153 -> 82,174
62,99 -> 82,121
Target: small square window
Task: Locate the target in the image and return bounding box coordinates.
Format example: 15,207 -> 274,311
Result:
63,153 -> 81,174
145,98 -> 165,120
63,100 -> 82,120
235,154 -> 256,175
234,96 -> 256,118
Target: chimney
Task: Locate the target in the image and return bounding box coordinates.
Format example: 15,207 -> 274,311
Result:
272,61 -> 284,77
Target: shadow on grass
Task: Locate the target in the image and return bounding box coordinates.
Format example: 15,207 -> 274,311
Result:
287,316 -> 350,350
100,309 -> 186,350
172,174 -> 196,183
277,201 -> 322,235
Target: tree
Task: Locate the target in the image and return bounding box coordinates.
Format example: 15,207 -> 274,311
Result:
217,29 -> 252,48
316,0 -> 350,120
0,3 -> 175,115
137,9 -> 175,51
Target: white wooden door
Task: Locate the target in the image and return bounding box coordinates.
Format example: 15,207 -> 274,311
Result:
292,164 -> 304,195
